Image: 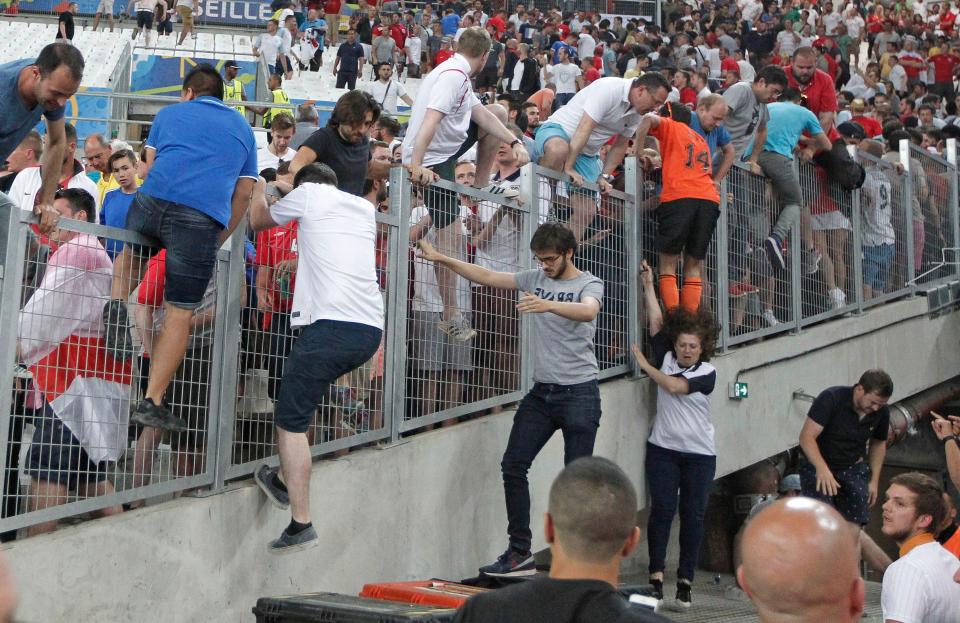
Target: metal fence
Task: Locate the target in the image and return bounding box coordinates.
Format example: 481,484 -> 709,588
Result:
0,140 -> 958,535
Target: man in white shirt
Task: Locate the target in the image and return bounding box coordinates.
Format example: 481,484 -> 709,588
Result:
547,47 -> 582,108
257,112 -> 298,172
253,20 -> 285,76
535,73 -> 669,242
365,62 -> 413,115
9,122 -> 100,217
577,28 -> 596,61
401,27 -> 528,343
251,163 -> 384,554
880,472 -> 960,623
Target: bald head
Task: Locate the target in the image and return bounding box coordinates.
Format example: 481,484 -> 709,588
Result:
738,498 -> 864,623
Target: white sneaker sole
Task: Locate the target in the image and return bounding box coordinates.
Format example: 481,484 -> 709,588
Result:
481,567 -> 537,578
267,536 -> 319,556
255,467 -> 290,510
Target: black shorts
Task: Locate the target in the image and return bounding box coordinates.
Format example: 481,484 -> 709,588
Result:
136,9 -> 154,29
475,66 -> 499,89
27,404 -> 110,491
423,121 -> 479,229
655,198 -> 720,259
799,461 -> 871,525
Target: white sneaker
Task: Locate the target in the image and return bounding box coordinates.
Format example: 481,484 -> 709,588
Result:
762,309 -> 779,327
437,315 -> 476,342
476,183 -> 520,199
829,288 -> 846,310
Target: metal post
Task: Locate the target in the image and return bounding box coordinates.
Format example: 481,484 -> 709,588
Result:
716,176 -> 730,352
384,166 -> 411,443
208,227 -> 246,490
518,163 -> 539,392
623,158 -> 641,373
0,204 -> 27,523
850,185 -> 865,314
790,161 -> 803,332
947,138 -> 959,279
899,140 -> 916,292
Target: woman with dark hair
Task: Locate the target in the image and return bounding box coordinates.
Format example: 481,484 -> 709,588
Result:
632,259 -> 720,611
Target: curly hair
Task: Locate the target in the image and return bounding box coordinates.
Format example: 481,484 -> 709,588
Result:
661,307 -> 719,362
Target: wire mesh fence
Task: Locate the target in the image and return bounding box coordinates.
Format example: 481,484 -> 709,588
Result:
910,143 -> 959,286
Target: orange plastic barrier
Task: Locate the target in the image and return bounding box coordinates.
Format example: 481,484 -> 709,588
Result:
360,580 -> 490,609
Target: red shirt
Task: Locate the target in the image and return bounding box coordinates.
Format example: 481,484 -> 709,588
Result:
941,11 -> 957,35
785,64 -> 840,140
851,115 -> 883,138
323,0 -> 340,14
389,23 -> 408,50
584,67 -> 601,83
488,15 -> 506,37
721,57 -> 739,73
557,23 -> 569,39
929,53 -> 960,83
867,14 -> 884,34
434,49 -> 453,66
138,251 -> 167,308
255,222 -> 299,327
4,4 -> 18,14
679,86 -> 698,106
899,51 -> 927,79
821,53 -> 839,81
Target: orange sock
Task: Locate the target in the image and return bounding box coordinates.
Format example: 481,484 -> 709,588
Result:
680,278 -> 703,312
659,274 -> 679,310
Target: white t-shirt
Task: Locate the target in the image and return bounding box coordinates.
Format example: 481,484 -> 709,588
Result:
737,59 -> 756,82
889,64 -> 908,93
860,168 -> 895,246
776,29 -> 799,56
577,33 -> 596,60
405,35 -> 421,66
268,182 -> 384,329
847,15 -> 865,38
454,27 -> 467,43
511,59 -> 524,92
545,77 -> 643,157
473,201 -> 521,273
8,165 -> 101,217
410,205 -> 471,312
551,62 -> 581,94
256,145 -> 298,173
881,541 -> 960,623
822,11 -> 843,35
401,53 -> 480,167
366,79 -> 409,115
254,32 -> 283,62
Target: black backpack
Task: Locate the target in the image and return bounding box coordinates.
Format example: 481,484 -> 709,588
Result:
813,138 -> 866,191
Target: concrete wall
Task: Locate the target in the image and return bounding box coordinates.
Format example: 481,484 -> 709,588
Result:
4,298 -> 959,623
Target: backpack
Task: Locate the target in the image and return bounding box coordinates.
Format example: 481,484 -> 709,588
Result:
813,138 -> 866,191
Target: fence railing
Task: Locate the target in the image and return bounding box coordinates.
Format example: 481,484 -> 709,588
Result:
0,141 -> 958,535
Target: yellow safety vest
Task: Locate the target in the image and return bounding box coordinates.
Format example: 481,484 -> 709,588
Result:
223,79 -> 245,115
263,88 -> 290,127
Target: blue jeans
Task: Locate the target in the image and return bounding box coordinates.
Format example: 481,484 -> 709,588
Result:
645,441 -> 716,581
274,320 -> 382,433
501,380 -> 601,553
125,193 -> 222,309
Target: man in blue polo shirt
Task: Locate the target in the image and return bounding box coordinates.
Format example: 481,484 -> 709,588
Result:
687,94 -> 735,186
0,42 -> 84,235
103,64 -> 258,432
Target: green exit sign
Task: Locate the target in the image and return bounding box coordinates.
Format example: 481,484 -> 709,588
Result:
729,382 -> 749,399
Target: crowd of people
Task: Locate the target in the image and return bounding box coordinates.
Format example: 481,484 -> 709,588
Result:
2,0 -> 960,618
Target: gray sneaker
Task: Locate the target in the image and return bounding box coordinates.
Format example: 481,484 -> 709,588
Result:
255,464 -> 290,509
268,525 -> 318,555
437,315 -> 476,342
801,248 -> 822,276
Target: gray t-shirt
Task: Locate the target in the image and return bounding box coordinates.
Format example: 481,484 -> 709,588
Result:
0,59 -> 66,163
514,268 -> 603,385
372,35 -> 397,64
722,81 -> 768,157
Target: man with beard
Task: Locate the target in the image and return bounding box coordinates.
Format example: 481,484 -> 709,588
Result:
289,90 -> 391,196
785,47 -> 840,139
417,222 -> 603,578
222,60 -> 248,116
880,473 -> 960,622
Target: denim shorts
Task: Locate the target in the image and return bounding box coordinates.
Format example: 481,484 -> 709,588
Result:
125,193 -> 222,310
534,123 -> 603,194
275,320 -> 383,433
27,404 -> 110,491
863,243 -> 894,291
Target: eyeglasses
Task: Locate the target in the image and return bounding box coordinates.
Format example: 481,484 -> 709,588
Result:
534,254 -> 562,265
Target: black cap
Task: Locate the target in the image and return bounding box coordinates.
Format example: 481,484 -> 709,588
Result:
224,60 -> 239,69
837,121 -> 866,140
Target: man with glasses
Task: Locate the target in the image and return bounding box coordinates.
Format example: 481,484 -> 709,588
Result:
417,222 -> 603,578
535,72 -> 671,243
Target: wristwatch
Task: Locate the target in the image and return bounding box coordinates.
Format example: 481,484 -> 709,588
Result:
509,139 -> 521,148
944,435 -> 959,447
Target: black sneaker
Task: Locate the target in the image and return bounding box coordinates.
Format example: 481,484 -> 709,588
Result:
131,397 -> 188,432
102,299 -> 135,361
675,579 -> 692,609
478,548 -> 536,577
255,464 -> 290,510
268,524 -> 318,555
650,578 -> 664,601
763,234 -> 786,272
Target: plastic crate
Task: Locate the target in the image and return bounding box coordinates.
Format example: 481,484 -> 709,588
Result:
253,592 -> 457,623
360,580 -> 489,608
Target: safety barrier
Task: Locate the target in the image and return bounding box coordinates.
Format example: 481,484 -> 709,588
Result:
0,141 -> 958,534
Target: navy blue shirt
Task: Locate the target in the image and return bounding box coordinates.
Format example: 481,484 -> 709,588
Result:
100,187 -> 137,258
140,96 -> 257,226
0,59 -> 66,163
808,385 -> 890,469
336,42 -> 365,74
